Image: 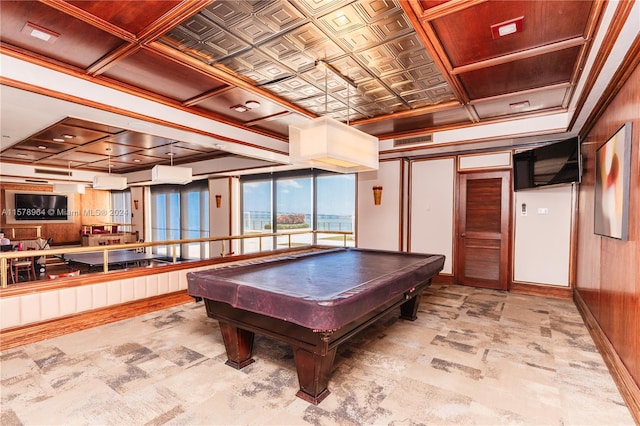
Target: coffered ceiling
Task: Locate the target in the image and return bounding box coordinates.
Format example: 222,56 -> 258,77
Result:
0,0 -> 629,178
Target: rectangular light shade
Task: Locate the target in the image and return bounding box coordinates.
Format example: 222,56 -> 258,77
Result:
93,175 -> 127,190
53,183 -> 85,194
289,116 -> 379,173
151,165 -> 193,184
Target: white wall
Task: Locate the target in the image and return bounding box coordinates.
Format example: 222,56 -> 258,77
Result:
409,158 -> 455,274
0,266 -> 211,330
513,185 -> 574,286
357,160 -> 402,251
356,153 -> 573,287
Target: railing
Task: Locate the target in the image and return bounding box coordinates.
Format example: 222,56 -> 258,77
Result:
2,226 -> 42,239
0,229 -> 353,288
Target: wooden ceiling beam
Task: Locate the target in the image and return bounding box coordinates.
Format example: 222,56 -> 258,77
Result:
451,37 -> 587,75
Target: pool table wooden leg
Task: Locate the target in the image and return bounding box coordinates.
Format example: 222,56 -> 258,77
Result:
219,322 -> 255,369
399,293 -> 422,321
292,345 -> 336,405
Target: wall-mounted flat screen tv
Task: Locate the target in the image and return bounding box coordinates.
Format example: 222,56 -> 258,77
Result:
513,136 -> 581,191
14,193 -> 68,221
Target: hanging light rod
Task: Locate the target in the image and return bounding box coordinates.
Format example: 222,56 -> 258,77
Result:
315,60 -> 358,90
53,161 -> 85,194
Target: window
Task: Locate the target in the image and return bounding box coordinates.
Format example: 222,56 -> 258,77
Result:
241,179 -> 272,252
110,190 -> 131,225
316,173 -> 355,246
241,170 -> 355,253
276,176 -> 312,248
151,181 -> 209,259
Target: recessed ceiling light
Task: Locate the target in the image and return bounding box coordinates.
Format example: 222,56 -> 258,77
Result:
509,100 -> 530,110
245,100 -> 261,109
38,145 -> 47,150
214,143 -> 226,149
167,152 -> 175,156
53,138 -> 65,142
105,147 -> 112,152
491,16 -> 524,39
16,153 -> 28,157
21,22 -> 59,43
63,134 -> 74,139
231,104 -> 249,113
133,159 -> 141,163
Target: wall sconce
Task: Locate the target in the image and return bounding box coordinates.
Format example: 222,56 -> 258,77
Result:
215,194 -> 222,208
373,185 -> 383,205
134,199 -> 139,210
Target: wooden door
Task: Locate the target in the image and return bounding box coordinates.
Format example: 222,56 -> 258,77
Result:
457,171 -> 511,290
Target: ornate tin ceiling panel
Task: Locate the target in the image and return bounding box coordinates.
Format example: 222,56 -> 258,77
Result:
160,0 -> 452,122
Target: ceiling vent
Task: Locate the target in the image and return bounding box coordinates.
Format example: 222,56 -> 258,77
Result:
393,135 -> 433,147
35,168 -> 69,176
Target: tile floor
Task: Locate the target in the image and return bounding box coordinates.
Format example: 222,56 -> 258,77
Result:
0,285 -> 635,425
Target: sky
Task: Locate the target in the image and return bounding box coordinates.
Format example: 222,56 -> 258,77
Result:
243,174 -> 355,216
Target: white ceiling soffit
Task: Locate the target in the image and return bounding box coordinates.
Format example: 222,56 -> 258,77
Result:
0,54 -> 289,164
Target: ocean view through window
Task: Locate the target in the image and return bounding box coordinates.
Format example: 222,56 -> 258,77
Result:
241,170 -> 355,253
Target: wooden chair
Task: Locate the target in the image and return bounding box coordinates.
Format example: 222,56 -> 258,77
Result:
13,255 -> 36,282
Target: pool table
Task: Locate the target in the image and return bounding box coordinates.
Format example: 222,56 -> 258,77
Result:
187,247 -> 445,404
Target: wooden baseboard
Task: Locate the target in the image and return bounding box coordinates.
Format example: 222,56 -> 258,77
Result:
432,273 -> 454,285
0,291 -> 194,351
510,281 -> 573,299
574,290 -> 640,424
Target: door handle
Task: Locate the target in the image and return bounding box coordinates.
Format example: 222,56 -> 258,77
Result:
460,233 -> 466,238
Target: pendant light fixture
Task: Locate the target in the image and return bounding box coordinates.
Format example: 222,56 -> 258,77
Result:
151,141 -> 192,184
289,60 -> 378,173
93,151 -> 127,190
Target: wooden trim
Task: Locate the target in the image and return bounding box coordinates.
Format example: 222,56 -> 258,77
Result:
571,0 -> 637,134
398,1 -> 470,103
86,43 -> 143,76
0,74 -> 288,151
580,32 -> 640,138
0,290 -> 193,351
398,159 -> 407,252
149,41 -> 315,120
412,0 -> 486,21
0,246 -> 321,297
468,82 -> 571,105
510,282 -> 573,299
376,108 -> 566,143
352,101 -> 460,126
0,45 -> 289,144
432,273 -> 455,285
574,290 -> 640,424
452,37 -> 586,75
568,183 -> 579,288
41,0 -> 137,41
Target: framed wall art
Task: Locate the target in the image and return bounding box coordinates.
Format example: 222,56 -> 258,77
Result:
594,122 -> 633,240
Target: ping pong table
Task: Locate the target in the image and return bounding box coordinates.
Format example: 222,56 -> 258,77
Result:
61,249 -> 165,271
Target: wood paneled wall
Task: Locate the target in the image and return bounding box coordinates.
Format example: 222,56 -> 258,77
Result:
0,183 -> 110,244
576,62 -> 639,390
